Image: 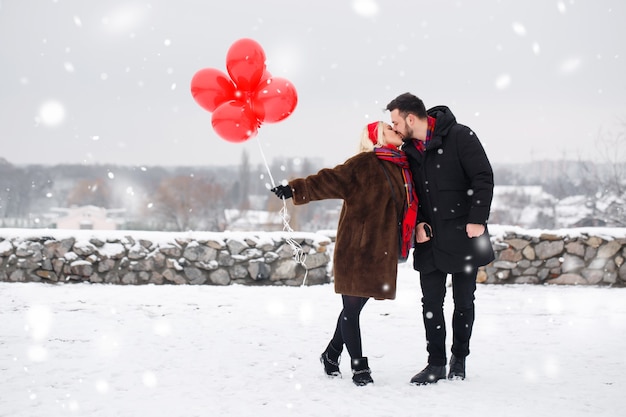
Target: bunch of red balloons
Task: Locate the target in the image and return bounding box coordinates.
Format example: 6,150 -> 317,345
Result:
190,38 -> 298,143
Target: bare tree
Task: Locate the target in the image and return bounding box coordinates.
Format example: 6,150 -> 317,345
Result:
576,122 -> 626,226
594,122 -> 626,196
66,178 -> 112,207
152,175 -> 226,231
238,149 -> 251,210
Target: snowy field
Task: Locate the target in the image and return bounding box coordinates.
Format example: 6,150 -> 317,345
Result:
2,264 -> 624,417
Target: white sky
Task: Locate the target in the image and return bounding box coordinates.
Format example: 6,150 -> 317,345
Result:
2,266 -> 624,416
1,0 -> 625,168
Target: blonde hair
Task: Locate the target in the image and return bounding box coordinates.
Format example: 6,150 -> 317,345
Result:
358,121 -> 384,153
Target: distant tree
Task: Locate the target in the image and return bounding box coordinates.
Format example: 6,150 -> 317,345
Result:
238,149 -> 251,210
492,166 -> 519,186
0,162 -> 23,219
592,122 -> 626,196
66,178 -> 112,207
152,174 -> 226,231
0,163 -> 55,226
574,123 -> 626,226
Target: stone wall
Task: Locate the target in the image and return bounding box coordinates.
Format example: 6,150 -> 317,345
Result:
480,226 -> 626,286
0,229 -> 332,286
1,227 -> 625,286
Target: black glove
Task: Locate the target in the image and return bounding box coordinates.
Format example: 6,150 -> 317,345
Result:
271,185 -> 293,200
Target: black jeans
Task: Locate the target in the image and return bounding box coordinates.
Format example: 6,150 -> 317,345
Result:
419,268 -> 477,366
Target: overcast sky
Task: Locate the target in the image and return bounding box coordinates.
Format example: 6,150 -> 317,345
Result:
1,0 -> 625,170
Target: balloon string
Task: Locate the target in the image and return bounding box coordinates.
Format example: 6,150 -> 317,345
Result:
255,136 -> 308,286
256,134 -> 277,188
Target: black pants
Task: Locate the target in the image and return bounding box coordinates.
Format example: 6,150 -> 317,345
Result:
329,295 -> 369,359
420,268 -> 477,366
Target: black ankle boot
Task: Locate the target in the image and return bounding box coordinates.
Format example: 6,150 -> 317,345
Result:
410,364 -> 446,385
448,354 -> 466,380
320,343 -> 342,377
351,357 -> 373,386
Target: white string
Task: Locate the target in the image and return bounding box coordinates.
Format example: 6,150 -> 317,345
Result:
255,136 -> 308,286
256,133 -> 277,188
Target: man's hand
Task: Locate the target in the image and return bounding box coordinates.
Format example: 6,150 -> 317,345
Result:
415,222 -> 432,243
466,223 -> 485,238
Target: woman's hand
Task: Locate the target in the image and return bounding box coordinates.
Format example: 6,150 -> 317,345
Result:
271,185 -> 293,200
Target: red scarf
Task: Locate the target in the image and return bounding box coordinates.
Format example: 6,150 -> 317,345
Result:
374,146 -> 419,258
415,116 -> 436,153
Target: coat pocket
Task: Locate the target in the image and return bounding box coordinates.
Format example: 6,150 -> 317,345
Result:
436,180 -> 470,220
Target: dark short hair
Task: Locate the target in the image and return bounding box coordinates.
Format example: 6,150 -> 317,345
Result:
386,93 -> 427,119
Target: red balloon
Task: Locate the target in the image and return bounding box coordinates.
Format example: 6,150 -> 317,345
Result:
190,68 -> 236,112
259,69 -> 272,85
211,101 -> 258,143
226,38 -> 266,91
190,38 -> 298,143
252,77 -> 298,123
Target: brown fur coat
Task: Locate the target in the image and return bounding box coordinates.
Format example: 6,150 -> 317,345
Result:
289,151 -> 408,300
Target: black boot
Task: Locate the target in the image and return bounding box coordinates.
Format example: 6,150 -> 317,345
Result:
351,357 -> 373,386
320,343 -> 342,377
410,364 -> 446,385
448,354 -> 466,380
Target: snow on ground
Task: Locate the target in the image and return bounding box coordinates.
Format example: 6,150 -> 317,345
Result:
1,264 -> 624,417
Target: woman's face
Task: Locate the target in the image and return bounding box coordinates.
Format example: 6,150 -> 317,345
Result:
381,123 -> 404,147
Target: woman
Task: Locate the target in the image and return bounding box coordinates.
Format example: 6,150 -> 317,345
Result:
271,121 -> 418,386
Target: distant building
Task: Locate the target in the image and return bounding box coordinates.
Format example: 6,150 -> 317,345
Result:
48,206 -> 126,230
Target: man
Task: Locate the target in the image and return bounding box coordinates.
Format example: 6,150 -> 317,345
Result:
386,92 -> 495,385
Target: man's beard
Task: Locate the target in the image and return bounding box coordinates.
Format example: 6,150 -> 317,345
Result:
401,127 -> 413,142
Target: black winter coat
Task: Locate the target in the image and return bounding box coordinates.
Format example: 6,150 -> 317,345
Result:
402,106 -> 495,273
